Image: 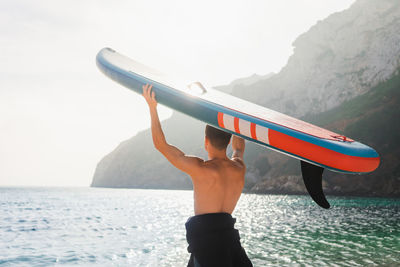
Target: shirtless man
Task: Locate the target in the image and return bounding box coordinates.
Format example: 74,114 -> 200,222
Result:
142,84 -> 253,267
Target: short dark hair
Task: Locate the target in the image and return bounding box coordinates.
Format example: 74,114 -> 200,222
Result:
205,125 -> 232,150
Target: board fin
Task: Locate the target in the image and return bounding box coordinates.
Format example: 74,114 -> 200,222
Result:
300,161 -> 330,209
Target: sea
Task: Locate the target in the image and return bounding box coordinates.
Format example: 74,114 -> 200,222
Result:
0,187 -> 399,267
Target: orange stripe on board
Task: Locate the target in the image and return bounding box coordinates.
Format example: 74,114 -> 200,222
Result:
218,112 -> 224,128
268,129 -> 380,173
234,117 -> 240,134
250,123 -> 257,139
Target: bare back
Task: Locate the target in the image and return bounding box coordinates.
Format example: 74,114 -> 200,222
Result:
191,158 -> 245,215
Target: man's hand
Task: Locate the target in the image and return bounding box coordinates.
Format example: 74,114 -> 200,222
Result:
231,136 -> 245,168
142,83 -> 157,109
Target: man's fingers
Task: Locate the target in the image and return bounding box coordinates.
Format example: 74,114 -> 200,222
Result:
142,84 -> 155,102
147,85 -> 153,98
143,84 -> 150,96
142,84 -> 148,95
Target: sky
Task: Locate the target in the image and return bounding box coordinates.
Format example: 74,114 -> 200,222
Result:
0,0 -> 356,186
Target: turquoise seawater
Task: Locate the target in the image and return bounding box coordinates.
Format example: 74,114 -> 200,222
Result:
0,187 -> 399,266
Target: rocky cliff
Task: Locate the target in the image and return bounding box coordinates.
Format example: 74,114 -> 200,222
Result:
233,0 -> 400,116
91,0 -> 400,197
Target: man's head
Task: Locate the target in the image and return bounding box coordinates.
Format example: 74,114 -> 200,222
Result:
205,125 -> 232,151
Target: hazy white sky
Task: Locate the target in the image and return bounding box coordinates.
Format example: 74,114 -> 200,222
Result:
0,0 -> 355,186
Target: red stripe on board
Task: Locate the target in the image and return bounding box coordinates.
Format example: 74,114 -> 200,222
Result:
218,112 -> 224,128
234,117 -> 240,134
250,123 -> 257,139
222,106 -> 354,142
268,129 -> 379,173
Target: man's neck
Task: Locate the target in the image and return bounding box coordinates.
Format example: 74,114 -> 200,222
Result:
207,149 -> 228,160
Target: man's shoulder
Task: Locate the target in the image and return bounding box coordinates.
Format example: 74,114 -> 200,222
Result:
202,158 -> 245,172
190,156 -> 205,164
230,157 -> 246,171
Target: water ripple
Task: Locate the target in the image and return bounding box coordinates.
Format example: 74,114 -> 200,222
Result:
0,187 -> 399,266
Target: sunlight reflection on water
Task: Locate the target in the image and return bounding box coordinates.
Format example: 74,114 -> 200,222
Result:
0,187 -> 399,266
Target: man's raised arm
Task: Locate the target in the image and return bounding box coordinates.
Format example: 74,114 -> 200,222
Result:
231,135 -> 245,167
142,84 -> 203,175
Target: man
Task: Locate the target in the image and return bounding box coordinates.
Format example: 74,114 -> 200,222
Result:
142,83 -> 253,267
